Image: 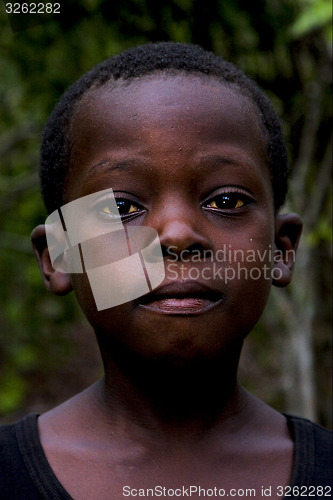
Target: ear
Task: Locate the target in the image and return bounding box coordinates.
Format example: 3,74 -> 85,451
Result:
272,213 -> 303,288
31,225 -> 73,295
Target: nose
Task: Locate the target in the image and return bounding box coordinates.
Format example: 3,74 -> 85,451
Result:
149,203 -> 213,259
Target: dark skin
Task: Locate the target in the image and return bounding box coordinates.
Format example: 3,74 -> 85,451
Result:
32,74 -> 302,499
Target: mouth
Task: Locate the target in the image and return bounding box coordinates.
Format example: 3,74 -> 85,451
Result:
138,281 -> 225,315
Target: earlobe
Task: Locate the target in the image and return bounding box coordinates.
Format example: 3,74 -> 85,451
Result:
273,213 -> 303,288
31,225 -> 73,295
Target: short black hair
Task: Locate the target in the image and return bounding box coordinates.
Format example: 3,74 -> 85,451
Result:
40,41 -> 289,214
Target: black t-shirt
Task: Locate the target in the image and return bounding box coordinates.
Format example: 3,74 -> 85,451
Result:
0,413 -> 331,499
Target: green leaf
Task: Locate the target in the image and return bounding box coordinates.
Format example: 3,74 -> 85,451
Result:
289,0 -> 332,39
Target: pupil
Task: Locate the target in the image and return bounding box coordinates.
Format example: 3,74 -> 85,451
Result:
117,200 -> 129,214
220,195 -> 233,206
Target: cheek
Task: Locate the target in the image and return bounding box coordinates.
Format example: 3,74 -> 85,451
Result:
213,213 -> 275,267
210,218 -> 275,322
71,273 -> 141,342
221,241 -> 276,288
71,273 -> 99,323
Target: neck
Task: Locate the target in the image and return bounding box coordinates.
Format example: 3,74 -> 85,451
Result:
94,340 -> 246,440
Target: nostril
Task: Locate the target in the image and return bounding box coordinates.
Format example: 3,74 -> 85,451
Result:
188,243 -> 211,256
153,217 -> 213,258
162,242 -> 211,260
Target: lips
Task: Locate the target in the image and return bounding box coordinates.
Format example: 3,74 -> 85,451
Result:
138,281 -> 225,315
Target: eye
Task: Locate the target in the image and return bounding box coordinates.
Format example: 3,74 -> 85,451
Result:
204,192 -> 251,211
98,198 -> 144,219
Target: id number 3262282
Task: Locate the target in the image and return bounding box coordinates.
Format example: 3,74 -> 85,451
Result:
5,3 -> 60,14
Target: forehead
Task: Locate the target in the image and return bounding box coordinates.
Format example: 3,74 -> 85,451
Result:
67,74 -> 270,198
70,73 -> 266,150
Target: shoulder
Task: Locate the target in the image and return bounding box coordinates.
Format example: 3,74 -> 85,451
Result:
0,414 -> 42,499
286,414 -> 332,453
0,416 -> 26,473
285,414 -> 332,487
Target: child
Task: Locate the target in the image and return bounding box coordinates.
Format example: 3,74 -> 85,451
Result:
0,42 -> 331,499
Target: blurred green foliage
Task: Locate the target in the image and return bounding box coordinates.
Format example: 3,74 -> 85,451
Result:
289,0 -> 332,40
0,0 -> 331,423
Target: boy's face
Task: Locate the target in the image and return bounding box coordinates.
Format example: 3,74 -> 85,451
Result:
48,75 -> 295,362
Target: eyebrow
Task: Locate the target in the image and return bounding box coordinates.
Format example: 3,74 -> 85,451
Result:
88,158 -> 148,175
197,154 -> 257,172
87,154 -> 257,181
